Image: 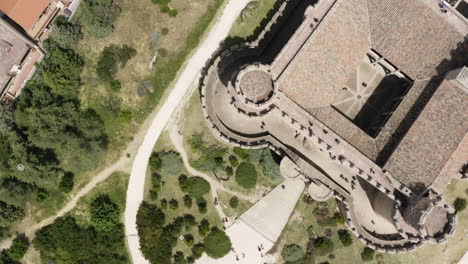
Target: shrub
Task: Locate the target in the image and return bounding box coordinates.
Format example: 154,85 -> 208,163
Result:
179,175 -> 210,198
198,219 -> 210,236
90,194 -> 120,232
183,194 -> 193,208
203,227 -> 231,259
110,80 -> 121,92
184,234 -> 194,246
169,199 -> 179,209
229,155 -> 238,167
307,225 -> 316,239
149,152 -> 162,172
81,0 -> 121,38
225,166 -> 233,176
35,188 -> 49,202
168,8 -> 178,17
173,251 -> 186,264
160,151 -> 183,175
4,234 -> 29,261
229,196 -> 239,208
183,214 -> 196,230
50,18 -> 83,48
161,27 -> 169,35
197,197 -> 207,214
160,198 -> 168,209
332,212 -> 345,225
281,244 -> 305,263
454,198 -> 467,212
59,172 -> 75,193
96,44 -> 136,84
233,147 -> 249,160
259,149 -> 283,184
361,247 -> 375,261
337,229 -> 352,246
313,237 -> 334,256
191,242 -> 205,259
235,162 -> 258,189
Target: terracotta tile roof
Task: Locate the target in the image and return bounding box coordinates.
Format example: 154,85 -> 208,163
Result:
367,0 -> 465,80
276,0 -> 371,108
0,0 -> 51,30
384,80 -> 468,190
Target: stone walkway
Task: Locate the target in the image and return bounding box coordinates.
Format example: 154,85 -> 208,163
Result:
196,178 -> 305,264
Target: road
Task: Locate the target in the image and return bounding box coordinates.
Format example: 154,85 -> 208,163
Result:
123,0 -> 251,263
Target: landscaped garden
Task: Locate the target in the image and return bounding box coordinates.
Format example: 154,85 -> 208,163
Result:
136,135 -> 231,263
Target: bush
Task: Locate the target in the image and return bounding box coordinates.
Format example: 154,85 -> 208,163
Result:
168,8 -> 178,17
233,147 -> 249,160
110,80 -> 121,92
337,229 -> 352,247
59,172 -> 74,193
179,175 -> 210,198
203,227 -> 231,259
332,212 -> 345,225
229,196 -> 239,208
281,244 -> 305,263
183,194 -> 193,208
160,151 -> 183,175
198,219 -> 210,236
307,225 -> 316,239
191,242 -> 205,259
169,199 -> 179,209
313,237 -> 334,256
196,197 -> 207,214
184,234 -> 194,246
183,214 -> 196,230
50,18 -> 83,48
225,166 -> 233,176
173,251 -> 186,264
160,198 -> 168,209
81,0 -> 121,38
149,152 -> 162,172
229,155 -> 238,167
235,162 -> 257,189
361,247 -> 375,261
36,188 -> 49,202
161,27 -> 169,35
96,44 -> 136,85
454,198 -> 467,212
3,234 -> 29,261
90,194 -> 120,232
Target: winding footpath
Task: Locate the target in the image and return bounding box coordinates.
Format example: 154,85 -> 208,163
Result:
124,1 -> 251,263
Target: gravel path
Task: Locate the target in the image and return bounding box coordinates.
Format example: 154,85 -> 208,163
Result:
124,1 -> 251,263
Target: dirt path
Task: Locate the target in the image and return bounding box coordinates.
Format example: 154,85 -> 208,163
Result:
168,119 -> 257,204
124,1 -> 252,263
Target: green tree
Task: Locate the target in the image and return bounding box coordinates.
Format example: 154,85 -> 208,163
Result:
361,247 -> 375,261
179,176 -> 210,198
90,194 -> 120,232
183,214 -> 196,230
281,244 -> 305,263
235,162 -> 257,189
3,233 -> 29,262
50,18 -> 83,48
203,227 -> 231,259
183,194 -> 193,208
169,199 -> 179,209
198,219 -> 210,236
149,152 -> 162,172
0,201 -> 24,227
454,198 -> 467,213
183,234 -> 194,246
337,229 -> 352,246
59,172 -> 74,193
229,196 -> 239,208
191,242 -> 205,259
81,0 -> 121,38
196,197 -> 207,214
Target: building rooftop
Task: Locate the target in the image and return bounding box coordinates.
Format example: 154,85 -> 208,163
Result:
0,19 -> 30,95
384,80 -> 468,191
0,0 -> 51,30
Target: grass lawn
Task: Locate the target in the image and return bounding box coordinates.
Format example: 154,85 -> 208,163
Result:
217,190 -> 252,218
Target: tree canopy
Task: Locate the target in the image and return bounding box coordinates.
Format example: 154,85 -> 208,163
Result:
203,227 -> 231,259
90,194 -> 120,232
